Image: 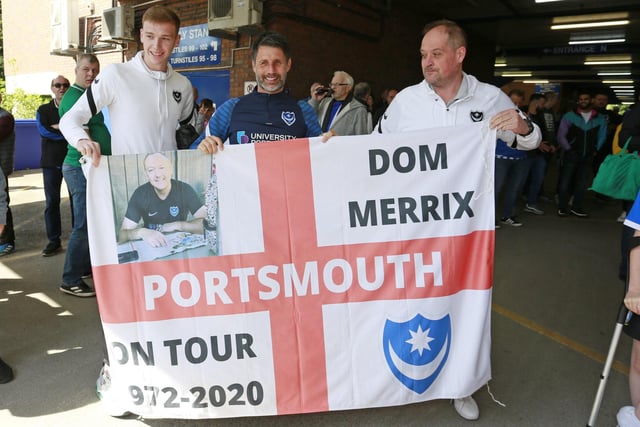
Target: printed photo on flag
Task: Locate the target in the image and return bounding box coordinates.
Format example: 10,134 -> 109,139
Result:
107,150 -> 219,263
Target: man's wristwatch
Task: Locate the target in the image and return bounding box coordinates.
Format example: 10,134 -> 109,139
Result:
519,118 -> 534,136
516,109 -> 534,136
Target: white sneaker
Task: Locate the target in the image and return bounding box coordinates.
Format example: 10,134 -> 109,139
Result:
618,406 -> 640,427
96,362 -> 130,417
453,396 -> 479,420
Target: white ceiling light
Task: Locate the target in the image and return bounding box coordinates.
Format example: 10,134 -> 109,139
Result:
552,12 -> 630,30
602,80 -> 634,84
597,72 -> 631,76
585,55 -> 632,65
552,20 -> 629,30
502,72 -> 532,77
522,80 -> 550,84
585,60 -> 632,65
569,30 -> 625,45
569,38 -> 624,45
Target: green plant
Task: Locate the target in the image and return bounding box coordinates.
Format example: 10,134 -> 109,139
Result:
2,88 -> 48,119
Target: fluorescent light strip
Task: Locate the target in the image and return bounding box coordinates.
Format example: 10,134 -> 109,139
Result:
569,38 -> 625,45
522,80 -> 550,84
553,12 -> 628,24
598,72 -> 631,76
585,60 -> 632,65
494,63 -> 507,67
602,80 -> 634,84
502,72 -> 532,77
551,20 -> 629,30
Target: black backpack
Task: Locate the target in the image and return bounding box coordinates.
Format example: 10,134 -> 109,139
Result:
175,123 -> 200,150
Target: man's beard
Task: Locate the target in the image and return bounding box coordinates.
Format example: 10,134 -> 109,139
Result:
257,76 -> 285,93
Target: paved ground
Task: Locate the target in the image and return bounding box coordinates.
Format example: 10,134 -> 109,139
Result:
0,167 -> 633,426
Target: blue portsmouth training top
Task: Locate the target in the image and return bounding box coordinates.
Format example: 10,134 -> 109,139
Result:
190,88 -> 322,148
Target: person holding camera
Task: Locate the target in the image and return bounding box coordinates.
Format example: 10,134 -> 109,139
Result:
308,70 -> 371,137
309,82 -> 330,103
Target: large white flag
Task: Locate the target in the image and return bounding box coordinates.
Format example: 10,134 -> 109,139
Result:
85,122 -> 496,418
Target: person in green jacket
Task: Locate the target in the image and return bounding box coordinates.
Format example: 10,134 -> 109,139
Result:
58,53 -> 111,297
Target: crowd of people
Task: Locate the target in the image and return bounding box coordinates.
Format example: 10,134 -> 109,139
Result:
1,5 -> 639,424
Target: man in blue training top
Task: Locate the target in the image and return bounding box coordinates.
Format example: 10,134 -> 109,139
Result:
192,31 -> 323,153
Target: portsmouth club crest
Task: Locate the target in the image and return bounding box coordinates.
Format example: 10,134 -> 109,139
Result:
382,313 -> 451,393
170,206 -> 180,217
281,111 -> 296,126
173,91 -> 182,103
470,111 -> 483,122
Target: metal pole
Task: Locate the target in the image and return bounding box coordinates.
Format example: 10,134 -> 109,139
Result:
587,303 -> 629,427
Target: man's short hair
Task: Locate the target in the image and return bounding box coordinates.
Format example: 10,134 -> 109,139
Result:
199,98 -> 214,110
333,71 -> 354,87
142,5 -> 180,34
252,31 -> 291,62
354,82 -> 371,99
51,75 -> 69,87
529,93 -> 545,103
508,89 -> 525,99
143,152 -> 172,169
422,19 -> 468,49
75,54 -> 99,67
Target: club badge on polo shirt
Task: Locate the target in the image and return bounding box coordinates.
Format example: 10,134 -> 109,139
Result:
470,111 -> 483,122
282,111 -> 296,126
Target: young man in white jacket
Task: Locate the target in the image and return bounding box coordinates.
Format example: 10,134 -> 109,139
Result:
58,5 -> 194,416
59,5 -> 193,165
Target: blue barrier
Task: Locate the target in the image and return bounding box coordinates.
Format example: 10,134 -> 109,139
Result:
15,119 -> 41,171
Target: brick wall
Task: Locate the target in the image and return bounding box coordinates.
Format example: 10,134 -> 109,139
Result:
3,0 -> 497,103
119,0 -> 484,101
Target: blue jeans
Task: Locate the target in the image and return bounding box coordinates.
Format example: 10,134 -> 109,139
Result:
558,151 -> 592,211
0,173 -> 14,245
62,164 -> 91,285
43,167 -> 64,245
524,155 -> 547,206
495,157 -> 530,219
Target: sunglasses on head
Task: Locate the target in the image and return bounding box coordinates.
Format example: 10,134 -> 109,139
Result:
53,83 -> 70,89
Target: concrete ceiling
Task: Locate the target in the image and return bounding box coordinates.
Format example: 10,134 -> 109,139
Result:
395,0 -> 640,102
